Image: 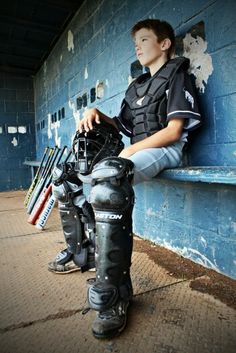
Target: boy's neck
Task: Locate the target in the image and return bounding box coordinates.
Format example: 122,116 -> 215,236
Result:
149,56 -> 169,76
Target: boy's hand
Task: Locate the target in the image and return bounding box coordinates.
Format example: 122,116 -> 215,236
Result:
77,108 -> 101,133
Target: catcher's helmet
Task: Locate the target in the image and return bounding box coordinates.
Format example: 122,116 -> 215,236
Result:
72,121 -> 124,175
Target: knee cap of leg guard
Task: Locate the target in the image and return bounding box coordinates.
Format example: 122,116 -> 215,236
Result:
90,157 -> 134,212
91,157 -> 134,183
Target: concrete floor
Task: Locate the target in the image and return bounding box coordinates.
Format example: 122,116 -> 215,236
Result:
0,190 -> 236,353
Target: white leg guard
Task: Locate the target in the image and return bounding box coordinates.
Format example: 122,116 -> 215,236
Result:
52,162 -> 95,271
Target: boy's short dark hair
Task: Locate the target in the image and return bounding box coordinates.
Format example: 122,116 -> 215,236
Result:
131,19 -> 175,58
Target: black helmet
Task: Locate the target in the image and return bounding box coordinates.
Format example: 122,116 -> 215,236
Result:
72,121 -> 124,175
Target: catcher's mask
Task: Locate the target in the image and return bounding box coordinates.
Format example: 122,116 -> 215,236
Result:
72,121 -> 124,175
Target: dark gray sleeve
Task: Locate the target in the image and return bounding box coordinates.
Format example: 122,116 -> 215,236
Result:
167,70 -> 201,131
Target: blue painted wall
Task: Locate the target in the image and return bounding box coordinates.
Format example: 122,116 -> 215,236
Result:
34,0 -> 236,278
0,72 -> 35,191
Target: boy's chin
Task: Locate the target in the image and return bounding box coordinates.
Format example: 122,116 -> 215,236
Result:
138,58 -> 147,66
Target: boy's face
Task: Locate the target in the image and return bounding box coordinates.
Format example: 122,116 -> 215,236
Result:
134,28 -> 165,67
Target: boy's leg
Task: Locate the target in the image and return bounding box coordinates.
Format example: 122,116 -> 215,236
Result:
88,157 -> 134,339
48,162 -> 95,274
129,141 -> 184,185
87,142 -> 183,336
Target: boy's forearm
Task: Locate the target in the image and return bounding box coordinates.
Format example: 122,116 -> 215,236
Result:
128,119 -> 184,153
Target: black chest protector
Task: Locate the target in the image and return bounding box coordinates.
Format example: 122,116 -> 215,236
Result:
124,57 -> 190,144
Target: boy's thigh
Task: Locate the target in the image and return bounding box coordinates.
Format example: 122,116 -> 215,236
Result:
129,143 -> 184,185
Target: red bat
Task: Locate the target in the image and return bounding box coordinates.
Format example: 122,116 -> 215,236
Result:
27,184 -> 52,225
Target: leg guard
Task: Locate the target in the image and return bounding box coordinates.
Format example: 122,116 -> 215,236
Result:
88,157 -> 134,311
52,162 -> 95,272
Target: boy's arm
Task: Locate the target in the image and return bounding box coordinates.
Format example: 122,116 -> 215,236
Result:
119,118 -> 184,158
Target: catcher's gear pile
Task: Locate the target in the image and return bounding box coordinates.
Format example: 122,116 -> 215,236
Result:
24,121 -> 124,230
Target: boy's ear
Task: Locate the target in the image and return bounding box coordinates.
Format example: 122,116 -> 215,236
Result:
161,38 -> 172,51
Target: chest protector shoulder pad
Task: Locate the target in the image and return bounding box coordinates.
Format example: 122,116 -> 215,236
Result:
125,57 -> 189,143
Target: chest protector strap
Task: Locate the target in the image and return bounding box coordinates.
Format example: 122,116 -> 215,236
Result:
125,57 -> 189,144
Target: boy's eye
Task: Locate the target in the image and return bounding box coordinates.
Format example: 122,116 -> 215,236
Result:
134,38 -> 148,47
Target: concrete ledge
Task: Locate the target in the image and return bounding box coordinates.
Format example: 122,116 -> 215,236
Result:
23,160 -> 41,167
157,166 -> 236,185
23,160 -> 41,180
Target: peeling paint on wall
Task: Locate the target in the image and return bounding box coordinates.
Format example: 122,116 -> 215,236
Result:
146,206 -> 166,218
146,208 -> 158,217
67,30 -> 74,53
84,67 -> 88,79
47,113 -> 61,147
157,238 -> 219,272
68,100 -> 81,124
11,137 -> 18,146
68,100 -> 82,145
53,121 -> 61,147
182,33 -> 213,93
96,80 -> 105,99
135,226 -> 220,273
232,221 -> 236,233
200,236 -> 207,248
184,247 -> 219,272
47,113 -> 52,139
163,242 -> 219,272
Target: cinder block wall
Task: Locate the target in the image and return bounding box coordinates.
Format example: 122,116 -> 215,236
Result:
0,72 -> 35,191
34,0 -> 236,279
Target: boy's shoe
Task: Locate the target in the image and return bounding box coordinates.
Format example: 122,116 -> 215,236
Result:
48,248 -> 95,274
48,261 -> 81,274
92,299 -> 130,339
48,248 -> 79,274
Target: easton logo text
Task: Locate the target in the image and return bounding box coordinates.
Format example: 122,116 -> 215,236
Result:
95,213 -> 123,220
